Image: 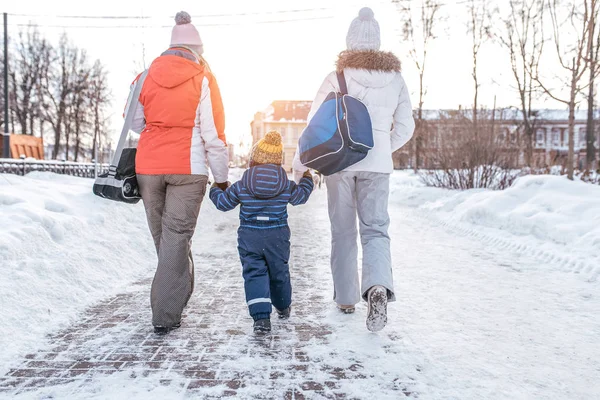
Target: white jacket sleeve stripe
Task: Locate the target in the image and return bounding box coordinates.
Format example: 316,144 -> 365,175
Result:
127,74 -> 145,134
196,76 -> 229,182
391,76 -> 415,152
130,101 -> 145,134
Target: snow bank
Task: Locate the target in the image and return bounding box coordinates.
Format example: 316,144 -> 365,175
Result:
390,171 -> 600,280
389,170 -> 448,207
428,175 -> 600,249
0,173 -> 155,372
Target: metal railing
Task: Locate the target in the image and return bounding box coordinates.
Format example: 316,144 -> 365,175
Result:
0,158 -> 110,178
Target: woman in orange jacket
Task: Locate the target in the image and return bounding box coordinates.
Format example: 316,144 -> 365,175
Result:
128,11 -> 229,335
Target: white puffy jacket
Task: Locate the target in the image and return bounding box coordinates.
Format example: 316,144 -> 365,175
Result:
293,50 -> 415,181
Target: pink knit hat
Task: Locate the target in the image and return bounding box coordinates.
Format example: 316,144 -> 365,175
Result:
170,11 -> 204,54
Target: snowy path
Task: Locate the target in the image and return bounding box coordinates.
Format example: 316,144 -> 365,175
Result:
1,187 -> 598,399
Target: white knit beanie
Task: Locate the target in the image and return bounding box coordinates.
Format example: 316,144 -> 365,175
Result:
170,11 -> 204,55
346,7 -> 381,51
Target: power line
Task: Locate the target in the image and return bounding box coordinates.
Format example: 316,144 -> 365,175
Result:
9,14 -> 151,19
10,15 -> 334,29
392,0 -> 475,10
7,7 -> 331,20
7,1 -> 477,22
7,1 -> 478,32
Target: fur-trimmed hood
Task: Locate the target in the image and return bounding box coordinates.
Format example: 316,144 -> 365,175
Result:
336,50 -> 401,73
335,50 -> 402,89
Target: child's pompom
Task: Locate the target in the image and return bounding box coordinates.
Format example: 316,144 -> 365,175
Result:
264,131 -> 282,147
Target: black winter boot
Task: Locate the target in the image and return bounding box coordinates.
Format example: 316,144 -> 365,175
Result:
253,319 -> 271,333
154,322 -> 181,335
275,306 -> 291,319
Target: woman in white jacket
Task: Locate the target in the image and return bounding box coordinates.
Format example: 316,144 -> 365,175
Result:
293,7 -> 415,332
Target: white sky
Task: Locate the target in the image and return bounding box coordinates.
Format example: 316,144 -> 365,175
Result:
5,0 -> 577,153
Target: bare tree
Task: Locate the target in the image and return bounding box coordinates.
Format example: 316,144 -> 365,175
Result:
41,34 -> 91,161
420,109 -> 520,189
67,49 -> 91,161
8,26 -> 50,136
0,67 -> 4,132
1,27 -> 112,161
499,0 -> 545,167
394,0 -> 442,170
585,1 -> 600,170
467,0 -> 493,133
532,0 -> 599,179
88,60 -> 111,163
41,34 -> 70,159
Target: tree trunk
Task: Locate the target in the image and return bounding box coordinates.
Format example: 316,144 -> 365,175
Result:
587,57 -> 596,170
414,72 -> 425,172
10,110 -> 15,134
567,97 -> 576,180
92,100 -> 99,161
51,101 -> 65,160
29,114 -> 35,136
415,125 -> 422,171
525,124 -> 534,167
473,76 -> 478,135
92,129 -> 97,161
64,122 -> 70,161
52,123 -> 61,159
473,85 -> 479,137
74,137 -> 80,161
73,102 -> 80,162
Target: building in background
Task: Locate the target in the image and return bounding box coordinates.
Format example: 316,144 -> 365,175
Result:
250,103 -> 598,171
402,109 -> 598,170
250,101 -> 312,172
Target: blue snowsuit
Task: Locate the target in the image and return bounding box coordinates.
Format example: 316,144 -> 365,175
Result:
209,164 -> 314,321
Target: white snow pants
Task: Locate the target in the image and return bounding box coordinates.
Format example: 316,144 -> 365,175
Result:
325,171 -> 395,305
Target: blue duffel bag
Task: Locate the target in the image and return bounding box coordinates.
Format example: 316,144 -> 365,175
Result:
298,71 -> 373,176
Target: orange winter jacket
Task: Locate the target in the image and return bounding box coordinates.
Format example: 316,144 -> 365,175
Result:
129,48 -> 229,182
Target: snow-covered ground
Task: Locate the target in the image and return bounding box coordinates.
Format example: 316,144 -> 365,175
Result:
391,172 -> 600,283
0,172 -> 155,372
0,170 -> 249,373
1,170 -> 599,399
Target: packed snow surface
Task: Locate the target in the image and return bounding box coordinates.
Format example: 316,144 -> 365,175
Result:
0,170 -> 598,399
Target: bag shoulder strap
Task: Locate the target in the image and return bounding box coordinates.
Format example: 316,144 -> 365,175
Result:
336,71 -> 348,95
111,70 -> 149,170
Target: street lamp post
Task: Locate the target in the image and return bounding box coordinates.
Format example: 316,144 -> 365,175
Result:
2,13 -> 9,159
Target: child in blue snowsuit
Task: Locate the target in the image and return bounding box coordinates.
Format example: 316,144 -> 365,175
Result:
209,131 -> 314,333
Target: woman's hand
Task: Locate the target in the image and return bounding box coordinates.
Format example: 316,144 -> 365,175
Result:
211,181 -> 231,190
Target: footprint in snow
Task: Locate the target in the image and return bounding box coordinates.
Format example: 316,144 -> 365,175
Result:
44,199 -> 70,213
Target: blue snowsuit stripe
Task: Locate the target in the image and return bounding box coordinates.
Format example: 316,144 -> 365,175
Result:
209,164 -> 314,320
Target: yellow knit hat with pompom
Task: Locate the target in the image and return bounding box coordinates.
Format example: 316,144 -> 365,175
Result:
251,130 -> 283,165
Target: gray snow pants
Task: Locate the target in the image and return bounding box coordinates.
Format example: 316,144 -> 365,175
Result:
325,171 -> 395,305
137,174 -> 208,327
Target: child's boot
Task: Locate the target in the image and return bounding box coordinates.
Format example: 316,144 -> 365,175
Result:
275,306 -> 291,319
253,318 -> 271,333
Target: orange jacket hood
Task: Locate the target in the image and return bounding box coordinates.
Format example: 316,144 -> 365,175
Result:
148,55 -> 204,89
